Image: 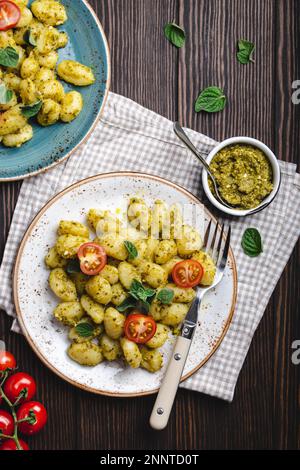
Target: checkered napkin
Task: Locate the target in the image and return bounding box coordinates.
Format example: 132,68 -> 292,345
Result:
0,92 -> 300,401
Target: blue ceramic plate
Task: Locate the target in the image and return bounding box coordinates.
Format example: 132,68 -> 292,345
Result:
0,0 -> 110,181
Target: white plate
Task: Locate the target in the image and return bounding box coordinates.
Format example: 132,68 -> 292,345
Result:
13,173 -> 237,397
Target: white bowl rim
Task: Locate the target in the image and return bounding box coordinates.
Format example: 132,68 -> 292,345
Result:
202,136 -> 281,217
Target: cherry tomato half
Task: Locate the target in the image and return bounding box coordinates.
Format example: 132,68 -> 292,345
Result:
0,410 -> 14,437
0,1 -> 21,31
124,312 -> 157,344
3,372 -> 36,404
172,259 -> 204,288
0,438 -> 29,450
77,242 -> 107,275
16,401 -> 47,436
0,351 -> 16,371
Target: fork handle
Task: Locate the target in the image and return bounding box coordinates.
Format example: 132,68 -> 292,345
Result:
149,336 -> 191,430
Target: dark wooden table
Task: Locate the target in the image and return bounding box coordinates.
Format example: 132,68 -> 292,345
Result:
0,0 -> 299,450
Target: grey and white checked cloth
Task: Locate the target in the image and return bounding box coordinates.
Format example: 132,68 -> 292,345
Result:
0,92 -> 300,401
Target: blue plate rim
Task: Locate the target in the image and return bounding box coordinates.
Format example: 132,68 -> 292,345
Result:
0,0 -> 111,182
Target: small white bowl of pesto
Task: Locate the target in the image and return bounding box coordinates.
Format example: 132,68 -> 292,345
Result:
202,137 -> 281,216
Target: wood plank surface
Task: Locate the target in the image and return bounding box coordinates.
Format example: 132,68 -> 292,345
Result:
0,0 -> 299,450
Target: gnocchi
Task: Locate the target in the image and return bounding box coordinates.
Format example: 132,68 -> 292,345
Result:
0,2 -> 96,148
47,199 -> 217,374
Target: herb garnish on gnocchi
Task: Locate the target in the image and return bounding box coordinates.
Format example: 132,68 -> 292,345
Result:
0,0 -> 95,147
45,198 -> 217,372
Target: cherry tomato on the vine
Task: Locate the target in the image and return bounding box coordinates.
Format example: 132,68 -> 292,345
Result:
3,372 -> 36,404
0,438 -> 29,450
17,401 -> 47,436
0,351 -> 16,371
0,410 -> 14,437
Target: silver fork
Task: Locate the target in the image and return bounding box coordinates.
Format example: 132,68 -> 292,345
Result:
149,221 -> 231,430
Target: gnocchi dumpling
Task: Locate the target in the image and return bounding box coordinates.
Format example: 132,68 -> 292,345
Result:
110,282 -> 128,306
85,275 -> 112,304
2,123 -> 33,148
53,301 -> 84,326
192,250 -> 216,286
141,348 -> 163,372
60,91 -> 83,123
45,246 -> 67,269
37,99 -> 60,126
58,220 -> 89,238
146,323 -> 170,349
31,1 -> 67,26
96,234 -> 128,261
99,334 -> 122,361
127,197 -> 152,232
55,234 -> 89,258
57,60 -> 95,86
160,303 -> 189,326
103,307 -> 125,339
80,295 -> 104,324
0,106 -> 27,136
49,268 -> 77,302
118,262 -> 141,290
154,240 -> 177,264
120,337 -> 142,369
176,225 -> 203,257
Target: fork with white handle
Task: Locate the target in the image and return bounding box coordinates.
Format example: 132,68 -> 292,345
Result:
149,221 -> 231,430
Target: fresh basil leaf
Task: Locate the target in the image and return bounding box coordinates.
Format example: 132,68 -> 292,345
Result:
21,100 -> 42,118
116,297 -> 137,312
129,279 -> 155,302
66,258 -> 81,274
0,84 -> 13,105
75,322 -> 94,338
124,240 -> 138,260
195,86 -> 226,113
164,22 -> 185,48
237,39 -> 255,65
23,29 -> 37,47
156,288 -> 174,305
0,46 -> 19,67
241,228 -> 263,257
116,296 -> 150,313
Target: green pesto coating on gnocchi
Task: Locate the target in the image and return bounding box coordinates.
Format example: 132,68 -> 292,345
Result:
47,199 -> 217,372
0,2 -> 96,147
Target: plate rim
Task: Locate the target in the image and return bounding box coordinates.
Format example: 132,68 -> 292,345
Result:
13,171 -> 238,397
0,0 -> 111,182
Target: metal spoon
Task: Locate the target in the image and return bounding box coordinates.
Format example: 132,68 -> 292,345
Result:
173,122 -> 233,208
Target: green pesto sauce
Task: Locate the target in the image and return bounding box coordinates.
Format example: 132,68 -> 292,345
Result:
209,144 -> 273,209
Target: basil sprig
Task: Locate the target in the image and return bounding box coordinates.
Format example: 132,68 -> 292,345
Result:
116,280 -> 156,313
195,86 -> 226,113
241,228 -> 263,257
75,322 -> 95,338
66,259 -> 81,274
124,240 -> 138,260
164,22 -> 185,48
156,288 -> 174,305
0,84 -> 13,105
21,100 -> 42,118
237,39 -> 255,65
129,279 -> 155,302
0,46 -> 19,68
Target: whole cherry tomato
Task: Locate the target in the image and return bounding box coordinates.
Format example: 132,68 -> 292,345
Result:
17,401 -> 47,436
0,351 -> 16,372
0,410 -> 14,437
4,372 -> 36,404
0,438 -> 29,450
